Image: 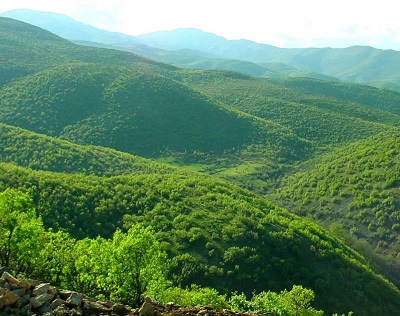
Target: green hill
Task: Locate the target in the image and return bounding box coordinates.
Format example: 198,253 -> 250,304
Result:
271,130 -> 400,286
0,123 -> 175,176
0,17 -> 172,87
273,77 -> 400,115
0,62 -> 312,192
175,70 -> 399,147
1,162 -> 400,315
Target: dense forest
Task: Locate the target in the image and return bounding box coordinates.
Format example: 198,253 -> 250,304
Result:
1,16 -> 400,316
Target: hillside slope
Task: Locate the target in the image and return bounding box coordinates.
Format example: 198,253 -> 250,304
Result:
0,17 -> 172,87
0,62 -> 312,192
0,123 -> 175,176
0,162 -> 399,315
175,70 -> 399,147
271,130 -> 400,285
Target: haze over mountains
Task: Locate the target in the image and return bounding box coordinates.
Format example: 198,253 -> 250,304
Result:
2,9 -> 400,90
1,11 -> 400,316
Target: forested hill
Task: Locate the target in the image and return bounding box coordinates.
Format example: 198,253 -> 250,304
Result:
176,70 -> 399,148
0,17 -> 172,87
0,123 -> 175,176
272,130 -> 400,286
1,162 -> 400,315
0,62 -> 310,169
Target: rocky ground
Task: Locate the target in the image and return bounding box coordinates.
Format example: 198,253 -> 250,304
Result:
0,270 -> 276,316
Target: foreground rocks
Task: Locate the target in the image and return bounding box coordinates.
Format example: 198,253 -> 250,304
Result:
0,271 -> 131,315
0,271 -> 276,316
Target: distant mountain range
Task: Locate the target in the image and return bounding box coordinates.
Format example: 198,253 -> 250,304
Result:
2,9 -> 400,89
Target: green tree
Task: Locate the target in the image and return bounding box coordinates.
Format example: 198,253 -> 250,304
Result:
38,230 -> 77,286
280,285 -> 323,316
0,188 -> 45,276
109,224 -> 168,306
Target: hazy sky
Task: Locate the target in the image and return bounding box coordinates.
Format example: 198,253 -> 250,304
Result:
1,0 -> 400,50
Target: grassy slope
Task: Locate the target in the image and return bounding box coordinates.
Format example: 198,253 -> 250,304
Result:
0,162 -> 399,315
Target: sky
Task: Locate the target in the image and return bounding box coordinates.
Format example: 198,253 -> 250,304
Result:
1,0 -> 400,50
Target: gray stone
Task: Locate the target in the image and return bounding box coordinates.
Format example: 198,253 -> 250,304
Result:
66,292 -> 83,307
32,283 -> 50,296
83,299 -> 112,312
58,289 -> 76,300
12,288 -> 27,297
138,298 -> 156,316
31,292 -> 51,308
38,304 -> 52,314
50,298 -> 65,309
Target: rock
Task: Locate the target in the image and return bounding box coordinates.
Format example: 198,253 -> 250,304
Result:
18,280 -> 32,290
2,290 -> 20,306
83,299 -> 112,312
113,303 -> 129,312
98,300 -> 113,308
58,289 -> 76,300
32,283 -> 50,296
138,298 -> 157,316
1,272 -> 20,286
31,292 -> 51,308
66,292 -> 83,307
12,288 -> 27,297
38,304 -> 53,314
50,298 -> 66,309
23,279 -> 41,288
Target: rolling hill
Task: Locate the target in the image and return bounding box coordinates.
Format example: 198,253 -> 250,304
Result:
4,9 -> 400,89
174,70 -> 399,147
0,122 -> 175,176
271,130 -> 400,286
0,16 -> 172,87
137,29 -> 400,88
0,62 -> 310,166
0,161 -> 399,315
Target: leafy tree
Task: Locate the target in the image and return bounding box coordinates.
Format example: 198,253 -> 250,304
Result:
229,286 -> 324,316
109,224 -> 168,306
0,188 -> 45,276
280,285 -> 323,316
160,285 -> 229,309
